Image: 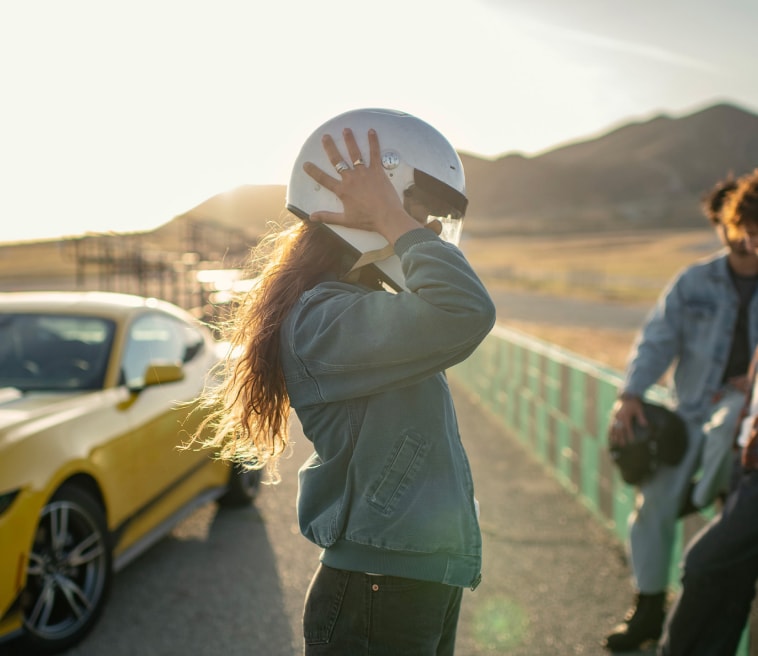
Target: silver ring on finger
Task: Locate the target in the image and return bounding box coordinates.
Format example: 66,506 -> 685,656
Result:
335,161 -> 350,173
353,158 -> 365,166
613,420 -> 623,429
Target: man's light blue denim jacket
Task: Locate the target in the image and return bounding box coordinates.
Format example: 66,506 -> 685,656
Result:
623,251 -> 758,422
280,228 -> 496,589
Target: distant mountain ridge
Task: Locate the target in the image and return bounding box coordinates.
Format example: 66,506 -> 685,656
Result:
460,102 -> 758,233
171,102 -> 758,238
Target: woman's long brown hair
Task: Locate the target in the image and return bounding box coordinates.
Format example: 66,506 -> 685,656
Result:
192,217 -> 345,482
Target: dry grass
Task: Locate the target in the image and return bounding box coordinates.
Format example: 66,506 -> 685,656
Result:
461,227 -> 722,369
0,240 -> 78,277
462,227 -> 721,303
0,227 -> 720,371
505,320 -> 637,372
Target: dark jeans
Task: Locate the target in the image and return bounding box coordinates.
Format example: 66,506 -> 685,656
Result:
303,563 -> 463,655
658,465 -> 758,655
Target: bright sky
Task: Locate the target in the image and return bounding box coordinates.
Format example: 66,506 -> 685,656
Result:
1,0 -> 757,243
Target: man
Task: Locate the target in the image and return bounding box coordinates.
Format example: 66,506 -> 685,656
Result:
604,174 -> 758,652
658,168 -> 758,655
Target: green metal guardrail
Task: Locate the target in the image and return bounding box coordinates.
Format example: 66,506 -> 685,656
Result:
450,324 -> 751,654
451,324 -> 672,546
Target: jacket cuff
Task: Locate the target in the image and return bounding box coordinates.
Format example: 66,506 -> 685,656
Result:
394,228 -> 439,257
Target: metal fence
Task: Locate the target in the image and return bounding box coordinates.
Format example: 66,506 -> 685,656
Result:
450,323 -> 753,654
451,324 -> 670,544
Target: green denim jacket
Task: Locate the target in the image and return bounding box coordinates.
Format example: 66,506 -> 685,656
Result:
281,228 -> 496,588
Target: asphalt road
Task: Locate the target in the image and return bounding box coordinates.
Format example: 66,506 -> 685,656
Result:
0,290 -> 657,656
487,288 -> 653,331
1,382 -> 648,656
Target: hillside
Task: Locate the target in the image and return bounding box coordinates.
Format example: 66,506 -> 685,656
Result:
161,184 -> 288,240
3,101 -> 757,262
156,102 -> 758,241
460,102 -> 758,233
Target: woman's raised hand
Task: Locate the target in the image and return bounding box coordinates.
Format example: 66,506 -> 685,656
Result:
303,128 -> 420,244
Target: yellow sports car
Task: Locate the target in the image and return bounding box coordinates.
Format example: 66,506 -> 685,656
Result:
0,291 -> 259,654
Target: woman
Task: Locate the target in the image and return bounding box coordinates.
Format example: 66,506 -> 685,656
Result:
197,109 -> 496,654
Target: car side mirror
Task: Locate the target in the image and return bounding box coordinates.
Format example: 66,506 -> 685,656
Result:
143,363 -> 185,387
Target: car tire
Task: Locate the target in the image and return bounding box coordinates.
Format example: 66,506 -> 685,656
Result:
218,464 -> 261,507
19,484 -> 112,655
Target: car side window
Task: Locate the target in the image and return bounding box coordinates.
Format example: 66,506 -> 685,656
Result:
177,322 -> 205,363
121,313 -> 206,387
0,313 -> 114,391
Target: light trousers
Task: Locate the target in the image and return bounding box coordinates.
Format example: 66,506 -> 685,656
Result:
629,387 -> 745,593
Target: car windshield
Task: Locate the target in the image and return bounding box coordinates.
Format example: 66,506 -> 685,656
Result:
0,313 -> 115,392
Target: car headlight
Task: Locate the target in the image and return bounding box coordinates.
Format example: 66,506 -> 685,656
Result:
0,490 -> 20,516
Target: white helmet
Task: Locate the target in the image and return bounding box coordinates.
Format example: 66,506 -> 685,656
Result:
286,108 -> 468,291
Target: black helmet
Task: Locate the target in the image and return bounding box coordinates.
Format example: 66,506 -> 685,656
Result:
609,401 -> 688,486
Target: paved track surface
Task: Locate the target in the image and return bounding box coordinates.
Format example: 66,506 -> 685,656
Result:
488,289 -> 653,331
0,382 -> 658,656
0,290 -> 660,655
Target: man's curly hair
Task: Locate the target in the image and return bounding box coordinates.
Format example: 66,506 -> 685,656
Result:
701,175 -> 738,225
722,169 -> 758,239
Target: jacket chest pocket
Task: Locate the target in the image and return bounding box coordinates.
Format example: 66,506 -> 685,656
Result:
681,301 -> 718,345
366,432 -> 429,516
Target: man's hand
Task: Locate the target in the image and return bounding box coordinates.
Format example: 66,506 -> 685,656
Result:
608,394 -> 647,447
727,374 -> 751,395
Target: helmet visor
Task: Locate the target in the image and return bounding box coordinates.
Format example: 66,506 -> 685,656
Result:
433,213 -> 464,246
407,169 -> 467,247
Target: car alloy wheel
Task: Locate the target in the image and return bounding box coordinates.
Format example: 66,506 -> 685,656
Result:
21,485 -> 112,652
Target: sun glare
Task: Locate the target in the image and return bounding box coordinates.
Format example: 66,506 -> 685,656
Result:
0,0 -> 756,242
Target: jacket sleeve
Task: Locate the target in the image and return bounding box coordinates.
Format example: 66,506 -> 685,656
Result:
284,229 -> 496,403
622,272 -> 685,397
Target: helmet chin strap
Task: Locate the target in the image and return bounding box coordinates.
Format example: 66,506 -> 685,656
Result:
341,243 -> 396,283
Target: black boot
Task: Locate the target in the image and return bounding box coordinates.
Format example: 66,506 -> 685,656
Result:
603,592 -> 666,652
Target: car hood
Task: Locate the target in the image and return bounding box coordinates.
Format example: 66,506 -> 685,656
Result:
0,386 -> 94,437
